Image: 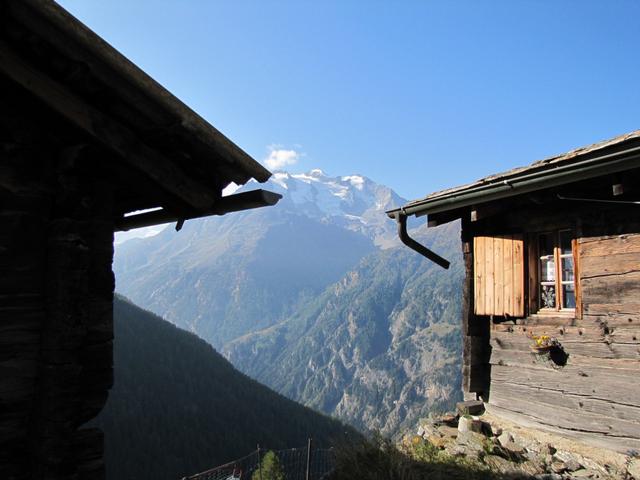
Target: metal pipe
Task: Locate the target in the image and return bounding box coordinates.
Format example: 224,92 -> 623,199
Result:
393,212 -> 450,269
387,145 -> 640,218
557,194 -> 640,205
305,438 -> 312,480
115,189 -> 282,231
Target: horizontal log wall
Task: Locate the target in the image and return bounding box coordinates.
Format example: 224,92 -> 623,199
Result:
486,229 -> 640,453
581,233 -> 640,326
460,195 -> 640,454
0,191 -> 49,480
0,151 -> 114,478
488,327 -> 640,451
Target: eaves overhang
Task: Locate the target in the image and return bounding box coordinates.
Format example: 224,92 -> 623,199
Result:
15,0 -> 272,185
2,0 -> 283,228
387,130 -> 640,221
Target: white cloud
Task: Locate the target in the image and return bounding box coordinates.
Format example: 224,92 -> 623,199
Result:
264,146 -> 300,170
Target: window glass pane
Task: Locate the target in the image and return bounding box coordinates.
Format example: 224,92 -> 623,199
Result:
540,284 -> 556,309
560,230 -> 572,255
561,256 -> 574,282
563,283 -> 576,309
540,257 -> 555,282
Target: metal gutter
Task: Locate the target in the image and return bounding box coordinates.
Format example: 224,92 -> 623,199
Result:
557,194 -> 640,205
387,144 -> 640,218
392,212 -> 450,269
116,189 -> 282,231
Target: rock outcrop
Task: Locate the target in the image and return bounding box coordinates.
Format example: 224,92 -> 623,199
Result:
409,408 -> 639,479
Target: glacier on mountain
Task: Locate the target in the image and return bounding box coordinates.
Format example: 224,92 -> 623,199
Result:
254,169 -> 409,247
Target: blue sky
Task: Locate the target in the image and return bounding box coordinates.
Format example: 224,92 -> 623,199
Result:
58,0 -> 640,201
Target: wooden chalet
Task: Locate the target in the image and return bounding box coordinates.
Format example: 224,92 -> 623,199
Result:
388,130 -> 640,453
0,1 -> 280,478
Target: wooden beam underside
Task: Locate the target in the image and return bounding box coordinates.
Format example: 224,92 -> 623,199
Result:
115,189 -> 282,231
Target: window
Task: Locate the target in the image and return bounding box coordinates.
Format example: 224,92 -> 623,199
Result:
537,230 -> 576,311
474,230 -> 580,318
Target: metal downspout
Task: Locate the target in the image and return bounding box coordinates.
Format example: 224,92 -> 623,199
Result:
393,212 -> 450,269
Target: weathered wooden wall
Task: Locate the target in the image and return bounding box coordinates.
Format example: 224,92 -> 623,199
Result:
0,91 -> 114,479
461,217 -> 491,398
468,202 -> 640,453
488,322 -> 640,452
580,233 -> 640,326
0,3 -> 269,475
0,179 -> 49,479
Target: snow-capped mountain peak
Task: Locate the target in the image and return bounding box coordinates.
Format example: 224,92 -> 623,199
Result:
309,168 -> 327,177
255,169 -> 409,247
341,175 -> 365,190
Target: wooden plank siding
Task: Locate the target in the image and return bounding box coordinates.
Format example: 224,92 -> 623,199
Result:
451,202 -> 640,454
474,236 -> 485,316
485,236 -> 495,315
494,238 -> 504,315
484,231 -> 640,453
473,235 -> 524,317
452,174 -> 640,453
580,233 -> 640,325
513,240 -> 524,316
488,323 -> 640,451
503,236 -> 513,315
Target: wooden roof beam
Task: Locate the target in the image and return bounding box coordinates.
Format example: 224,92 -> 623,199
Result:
115,189 -> 282,231
0,40 -> 218,212
7,0 -> 272,185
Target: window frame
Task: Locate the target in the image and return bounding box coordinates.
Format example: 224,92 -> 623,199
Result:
528,229 -> 580,317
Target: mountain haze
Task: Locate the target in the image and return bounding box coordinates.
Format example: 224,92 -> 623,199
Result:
115,206 -> 374,348
114,171 -> 405,348
114,170 -> 464,435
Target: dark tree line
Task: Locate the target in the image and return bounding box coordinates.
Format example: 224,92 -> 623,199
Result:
91,297 -> 358,480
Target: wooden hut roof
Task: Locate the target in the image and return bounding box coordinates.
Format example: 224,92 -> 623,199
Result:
0,0 -> 280,228
388,129 -> 640,219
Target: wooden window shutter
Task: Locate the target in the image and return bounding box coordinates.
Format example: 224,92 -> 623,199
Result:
474,235 -> 524,317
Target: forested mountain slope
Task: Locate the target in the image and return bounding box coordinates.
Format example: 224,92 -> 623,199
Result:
114,170 -> 464,437
225,221 -> 464,435
93,297 -> 357,480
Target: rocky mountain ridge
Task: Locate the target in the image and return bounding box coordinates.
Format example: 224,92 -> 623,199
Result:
224,220 -> 463,435
259,169 -> 408,247
114,169 -> 464,436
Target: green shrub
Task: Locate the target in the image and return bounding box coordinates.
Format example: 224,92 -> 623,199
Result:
252,451 -> 285,480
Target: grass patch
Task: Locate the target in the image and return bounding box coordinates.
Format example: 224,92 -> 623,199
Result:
328,435 -> 504,480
